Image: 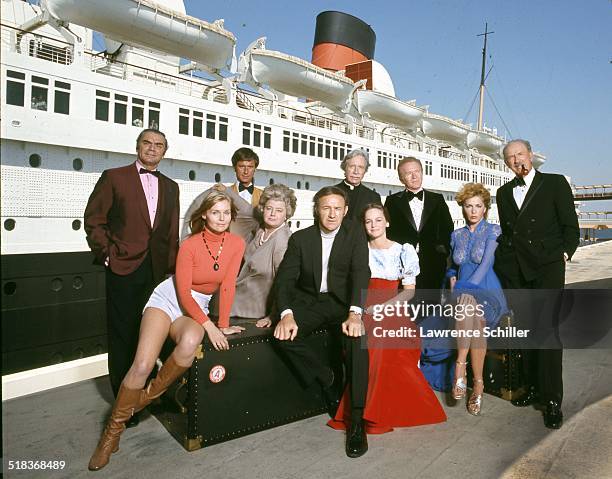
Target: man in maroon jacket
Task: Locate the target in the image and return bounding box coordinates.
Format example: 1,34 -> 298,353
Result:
85,129 -> 179,426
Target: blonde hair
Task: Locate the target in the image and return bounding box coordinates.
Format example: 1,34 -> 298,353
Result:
256,184 -> 297,222
189,190 -> 238,234
455,183 -> 491,218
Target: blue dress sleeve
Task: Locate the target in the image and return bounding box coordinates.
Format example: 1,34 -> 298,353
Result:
445,231 -> 458,278
400,243 -> 420,285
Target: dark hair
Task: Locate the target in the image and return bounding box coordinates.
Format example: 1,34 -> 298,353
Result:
397,156 -> 422,172
231,147 -> 259,168
189,190 -> 238,234
136,128 -> 168,152
312,185 -> 348,220
360,203 -> 390,223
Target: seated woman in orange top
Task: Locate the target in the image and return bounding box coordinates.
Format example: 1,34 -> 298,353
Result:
88,190 -> 245,471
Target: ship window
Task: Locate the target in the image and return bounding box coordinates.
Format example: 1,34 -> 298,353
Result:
72,219 -> 81,230
131,98 -> 144,127
114,95 -> 127,124
54,90 -> 70,115
189,170 -> 196,181
264,127 -> 271,149
31,78 -> 48,111
214,173 -> 221,182
148,102 -> 160,129
6,70 -> 25,106
72,158 -> 83,171
283,131 -> 290,152
253,124 -> 262,147
305,181 -> 310,190
269,178 -> 275,185
242,126 -> 250,145
317,139 -> 323,158
4,219 -> 16,231
179,112 -> 189,135
193,117 -> 203,137
292,133 -> 299,153
206,114 -> 216,139
218,121 -> 228,142
29,153 -> 42,167
297,221 -> 301,228
96,99 -> 109,121
297,181 -> 301,189
325,140 -> 331,159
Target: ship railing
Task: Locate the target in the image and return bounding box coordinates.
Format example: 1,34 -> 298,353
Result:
1,23 -> 73,65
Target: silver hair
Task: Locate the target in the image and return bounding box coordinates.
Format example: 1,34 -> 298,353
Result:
256,183 -> 297,221
503,139 -> 532,157
340,148 -> 370,172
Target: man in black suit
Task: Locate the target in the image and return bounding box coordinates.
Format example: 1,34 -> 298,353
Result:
334,149 -> 381,220
385,157 -> 454,291
494,139 -> 579,429
273,186 -> 370,458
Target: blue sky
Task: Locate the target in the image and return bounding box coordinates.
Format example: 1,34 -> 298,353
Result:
186,1 -> 611,208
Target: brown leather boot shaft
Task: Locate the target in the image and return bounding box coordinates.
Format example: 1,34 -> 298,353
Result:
137,355 -> 189,411
88,385 -> 141,471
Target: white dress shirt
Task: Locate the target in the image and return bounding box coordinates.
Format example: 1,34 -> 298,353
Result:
512,167 -> 536,209
408,189 -> 424,230
238,184 -> 253,204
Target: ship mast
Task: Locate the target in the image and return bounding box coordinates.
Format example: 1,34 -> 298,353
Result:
476,23 -> 494,131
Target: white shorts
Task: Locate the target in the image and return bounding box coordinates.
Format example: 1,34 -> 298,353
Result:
144,276 -> 211,323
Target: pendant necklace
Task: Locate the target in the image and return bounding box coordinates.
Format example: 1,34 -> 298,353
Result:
202,232 -> 225,271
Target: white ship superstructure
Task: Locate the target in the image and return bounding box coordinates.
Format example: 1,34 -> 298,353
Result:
0,0 -> 542,378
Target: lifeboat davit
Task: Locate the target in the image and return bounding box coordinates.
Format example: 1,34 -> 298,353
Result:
248,48 -> 355,108
422,113 -> 469,144
356,90 -> 424,129
467,130 -> 504,154
43,0 -> 236,70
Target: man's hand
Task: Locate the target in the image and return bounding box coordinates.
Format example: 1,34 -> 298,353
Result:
274,314 -> 298,341
342,312 -> 365,337
256,316 -> 272,328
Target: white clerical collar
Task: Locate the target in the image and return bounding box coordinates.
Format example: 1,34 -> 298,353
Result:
320,226 -> 341,239
343,180 -> 360,190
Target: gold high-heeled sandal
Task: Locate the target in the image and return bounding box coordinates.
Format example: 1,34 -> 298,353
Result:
468,378 -> 484,416
452,361 -> 468,400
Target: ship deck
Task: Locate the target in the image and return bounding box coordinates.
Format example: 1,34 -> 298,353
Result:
3,242 -> 612,479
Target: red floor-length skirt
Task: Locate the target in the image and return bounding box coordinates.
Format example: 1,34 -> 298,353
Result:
328,278 -> 446,434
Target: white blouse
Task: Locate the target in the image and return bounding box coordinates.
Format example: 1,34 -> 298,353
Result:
368,242 -> 420,286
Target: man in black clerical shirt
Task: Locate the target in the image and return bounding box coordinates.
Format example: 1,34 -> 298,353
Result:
334,149 -> 381,220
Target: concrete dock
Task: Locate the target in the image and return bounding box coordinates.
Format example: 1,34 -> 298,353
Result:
3,241 -> 611,479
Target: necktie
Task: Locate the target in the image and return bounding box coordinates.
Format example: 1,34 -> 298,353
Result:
514,176 -> 526,187
406,190 -> 424,201
139,168 -> 160,177
239,184 -> 255,194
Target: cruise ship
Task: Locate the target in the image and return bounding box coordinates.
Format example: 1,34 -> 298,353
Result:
0,0 -> 544,394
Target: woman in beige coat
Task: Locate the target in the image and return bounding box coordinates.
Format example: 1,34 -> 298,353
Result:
231,184 -> 297,325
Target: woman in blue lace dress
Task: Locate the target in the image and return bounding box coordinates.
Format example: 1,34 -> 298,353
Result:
447,183 -> 508,415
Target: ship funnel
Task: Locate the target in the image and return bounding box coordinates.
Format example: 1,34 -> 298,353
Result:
311,11 -> 375,72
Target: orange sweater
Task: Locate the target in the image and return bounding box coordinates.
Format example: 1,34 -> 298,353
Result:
175,228 -> 245,327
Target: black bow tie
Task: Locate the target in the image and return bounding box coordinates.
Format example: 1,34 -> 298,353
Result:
406,190 -> 424,201
239,183 -> 254,194
139,168 -> 160,177
514,176 -> 526,187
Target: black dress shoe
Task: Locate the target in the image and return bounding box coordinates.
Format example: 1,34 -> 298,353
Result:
511,388 -> 538,407
543,401 -> 563,429
125,412 -> 140,428
346,420 -> 368,458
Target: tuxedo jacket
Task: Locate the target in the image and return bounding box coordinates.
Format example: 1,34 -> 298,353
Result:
385,189 -> 454,290
275,220 -> 371,312
230,183 -> 263,207
494,170 -> 579,283
334,181 -> 382,221
84,163 -> 179,281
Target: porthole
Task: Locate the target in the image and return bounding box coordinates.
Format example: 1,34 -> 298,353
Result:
29,153 -> 42,167
4,219 -> 16,231
305,182 -> 310,190
297,181 -> 301,189
51,278 -> 63,292
72,219 -> 81,230
297,221 -> 301,228
189,170 -> 196,181
269,178 -> 275,185
73,158 -> 83,171
214,172 -> 221,183
288,221 -> 292,227
4,282 -> 17,295
73,276 -> 84,290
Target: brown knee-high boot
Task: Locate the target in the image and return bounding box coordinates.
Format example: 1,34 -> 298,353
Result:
137,354 -> 189,411
88,384 -> 141,471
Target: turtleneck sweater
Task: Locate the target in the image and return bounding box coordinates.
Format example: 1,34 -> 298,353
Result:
175,227 -> 245,327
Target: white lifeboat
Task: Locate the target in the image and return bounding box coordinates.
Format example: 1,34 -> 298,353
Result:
43,0 -> 236,70
467,129 -> 504,154
248,48 -> 355,109
532,152 -> 546,169
422,113 -> 469,144
356,90 -> 424,130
